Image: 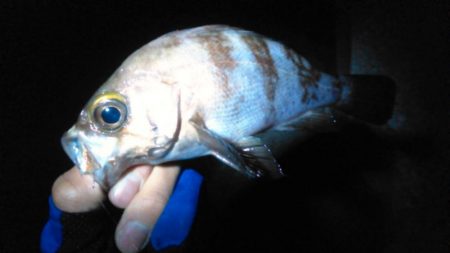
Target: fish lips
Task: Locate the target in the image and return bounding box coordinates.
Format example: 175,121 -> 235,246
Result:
61,128 -> 144,189
61,129 -> 102,176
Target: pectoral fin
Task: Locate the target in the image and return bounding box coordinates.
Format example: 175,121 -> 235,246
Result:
190,118 -> 283,180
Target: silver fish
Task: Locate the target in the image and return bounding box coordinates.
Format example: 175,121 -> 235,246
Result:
61,25 -> 386,189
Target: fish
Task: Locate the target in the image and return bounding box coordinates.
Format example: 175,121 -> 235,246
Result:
61,25 -> 395,189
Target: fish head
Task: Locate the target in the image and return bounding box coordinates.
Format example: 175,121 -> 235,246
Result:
61,67 -> 181,189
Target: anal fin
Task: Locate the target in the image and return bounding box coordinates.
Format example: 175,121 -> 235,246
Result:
274,107 -> 339,132
236,136 -> 284,179
259,107 -> 352,156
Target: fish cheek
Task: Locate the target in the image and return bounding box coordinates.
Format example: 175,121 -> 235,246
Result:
112,126 -> 169,164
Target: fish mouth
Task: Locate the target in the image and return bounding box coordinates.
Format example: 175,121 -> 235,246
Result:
61,129 -> 101,175
61,128 -> 132,189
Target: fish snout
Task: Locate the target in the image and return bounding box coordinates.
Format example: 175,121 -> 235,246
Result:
61,128 -> 100,174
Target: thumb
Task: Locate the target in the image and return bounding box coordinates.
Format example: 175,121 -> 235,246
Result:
52,166 -> 105,213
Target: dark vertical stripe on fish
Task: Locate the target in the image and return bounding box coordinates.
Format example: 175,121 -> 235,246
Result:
160,34 -> 182,50
194,27 -> 236,98
155,34 -> 182,86
241,34 -> 279,102
283,47 -> 321,103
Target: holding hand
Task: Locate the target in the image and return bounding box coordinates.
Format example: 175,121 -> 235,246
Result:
42,165 -> 203,253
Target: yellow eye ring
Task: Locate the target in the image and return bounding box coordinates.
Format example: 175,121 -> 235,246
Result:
88,91 -> 128,132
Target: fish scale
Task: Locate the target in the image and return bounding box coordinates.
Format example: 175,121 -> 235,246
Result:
171,26 -> 341,140
61,25 -> 382,188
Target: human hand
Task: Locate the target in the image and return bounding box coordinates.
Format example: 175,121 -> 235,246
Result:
50,165 -> 202,253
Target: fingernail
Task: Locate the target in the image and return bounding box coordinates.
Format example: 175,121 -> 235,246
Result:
116,221 -> 150,253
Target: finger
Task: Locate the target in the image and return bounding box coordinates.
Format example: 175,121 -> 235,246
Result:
115,165 -> 180,253
108,165 -> 152,209
150,169 -> 204,251
52,166 -> 105,213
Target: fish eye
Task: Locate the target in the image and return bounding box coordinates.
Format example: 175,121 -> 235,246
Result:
101,106 -> 121,124
93,99 -> 127,131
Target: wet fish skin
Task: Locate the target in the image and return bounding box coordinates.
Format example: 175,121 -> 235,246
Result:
62,25 -> 349,188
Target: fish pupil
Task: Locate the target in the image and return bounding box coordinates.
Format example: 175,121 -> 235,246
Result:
101,106 -> 121,124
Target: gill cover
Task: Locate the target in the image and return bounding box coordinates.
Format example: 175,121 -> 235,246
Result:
143,84 -> 181,160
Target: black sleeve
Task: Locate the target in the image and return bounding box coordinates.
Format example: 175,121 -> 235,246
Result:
57,206 -> 120,253
41,196 -> 124,253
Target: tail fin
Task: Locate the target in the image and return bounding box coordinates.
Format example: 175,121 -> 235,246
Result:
334,75 -> 396,124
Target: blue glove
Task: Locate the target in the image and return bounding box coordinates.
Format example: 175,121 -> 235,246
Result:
151,168 -> 203,251
41,195 -> 63,253
41,168 -> 203,252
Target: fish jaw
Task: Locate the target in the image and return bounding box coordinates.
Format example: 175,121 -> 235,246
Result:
61,127 -> 100,174
61,126 -> 119,187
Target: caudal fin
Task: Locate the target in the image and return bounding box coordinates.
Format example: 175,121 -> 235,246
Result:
335,75 -> 396,124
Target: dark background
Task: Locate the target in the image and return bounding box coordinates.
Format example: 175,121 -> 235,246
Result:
1,0 -> 449,252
